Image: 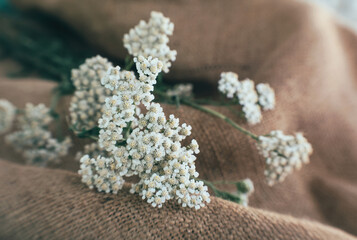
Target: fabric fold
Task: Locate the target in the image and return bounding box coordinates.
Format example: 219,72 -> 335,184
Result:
0,159 -> 355,240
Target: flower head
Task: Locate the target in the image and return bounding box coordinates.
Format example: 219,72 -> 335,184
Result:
218,72 -> 275,125
123,11 -> 177,73
79,154 -> 125,194
218,72 -> 240,99
6,103 -> 71,166
218,73 -> 262,124
0,99 -> 15,134
19,103 -> 52,128
256,83 -> 275,110
79,55 -> 210,209
256,130 -> 313,186
71,55 -> 112,90
69,55 -> 113,131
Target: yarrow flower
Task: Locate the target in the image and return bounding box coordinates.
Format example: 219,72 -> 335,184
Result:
6,103 -> 71,166
256,130 -> 313,186
18,103 -> 52,128
256,83 -> 275,110
0,99 -> 16,134
218,72 -> 275,125
123,11 -> 177,73
218,72 -> 240,99
78,55 -> 210,209
69,55 -> 114,131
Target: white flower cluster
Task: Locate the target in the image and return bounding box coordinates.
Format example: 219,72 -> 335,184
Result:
218,72 -> 275,125
256,130 -> 313,186
79,154 -> 125,193
6,103 -> 71,166
79,56 -> 210,209
256,83 -> 275,110
123,11 -> 177,73
166,84 -> 193,98
218,72 -> 240,98
18,103 -> 52,128
69,55 -> 114,131
0,99 -> 16,134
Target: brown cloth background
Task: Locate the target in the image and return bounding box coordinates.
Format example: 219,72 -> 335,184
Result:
0,0 -> 356,239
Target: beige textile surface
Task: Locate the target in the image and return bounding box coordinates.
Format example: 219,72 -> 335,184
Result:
0,0 -> 356,238
0,160 -> 356,240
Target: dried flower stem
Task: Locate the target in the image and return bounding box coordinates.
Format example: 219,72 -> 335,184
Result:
201,179 -> 254,205
154,89 -> 258,140
180,98 -> 259,141
210,180 -> 243,185
124,57 -> 135,71
201,180 -> 217,191
49,89 -> 62,117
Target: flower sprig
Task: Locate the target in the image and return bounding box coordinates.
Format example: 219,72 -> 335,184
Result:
218,72 -> 275,124
69,55 -> 113,131
5,103 -> 72,166
0,10 -> 314,210
66,11 -> 312,209
79,56 -> 211,209
123,11 -> 177,73
181,97 -> 313,186
203,178 -> 255,206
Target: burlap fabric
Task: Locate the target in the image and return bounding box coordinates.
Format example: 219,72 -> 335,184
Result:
10,0 -> 357,83
0,0 -> 356,238
1,160 -> 356,240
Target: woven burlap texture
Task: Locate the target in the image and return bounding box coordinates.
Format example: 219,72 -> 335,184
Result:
1,160 -> 356,240
0,0 -> 356,238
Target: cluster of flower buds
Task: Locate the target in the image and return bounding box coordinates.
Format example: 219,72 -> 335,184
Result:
123,11 -> 177,73
69,55 -> 114,131
256,83 -> 275,111
79,55 -> 210,209
0,99 -> 16,134
218,72 -> 275,125
256,130 -> 313,186
6,103 -> 71,166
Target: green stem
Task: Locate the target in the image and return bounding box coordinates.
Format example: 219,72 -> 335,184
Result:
89,135 -> 99,140
193,99 -> 239,106
123,121 -> 132,139
49,89 -> 64,139
201,180 -> 217,192
210,180 -> 240,185
180,99 -> 259,141
175,95 -> 180,108
125,58 -> 134,71
226,105 -> 245,119
15,109 -> 24,114
154,90 -> 171,100
49,89 -> 62,116
154,90 -> 240,106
